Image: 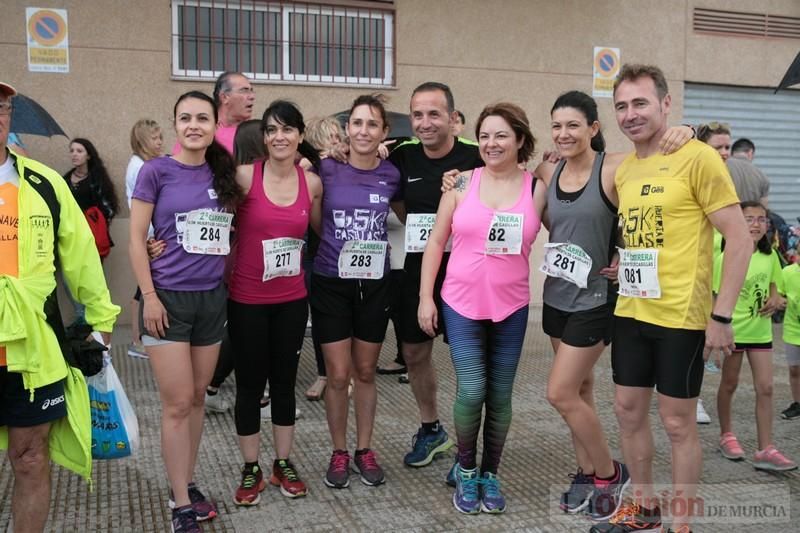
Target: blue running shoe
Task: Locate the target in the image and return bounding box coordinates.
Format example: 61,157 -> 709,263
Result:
589,461 -> 630,521
480,472 -> 506,514
453,465 -> 480,514
560,468 -> 594,513
445,458 -> 457,487
403,426 -> 454,467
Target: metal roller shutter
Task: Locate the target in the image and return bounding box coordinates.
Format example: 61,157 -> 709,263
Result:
683,83 -> 800,221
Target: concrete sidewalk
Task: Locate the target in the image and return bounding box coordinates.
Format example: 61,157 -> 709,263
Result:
1,312 -> 798,532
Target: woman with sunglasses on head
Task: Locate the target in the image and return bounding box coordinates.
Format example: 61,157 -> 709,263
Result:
129,91 -> 241,533
226,101 -> 323,505
697,121 -> 732,162
312,94 -> 402,490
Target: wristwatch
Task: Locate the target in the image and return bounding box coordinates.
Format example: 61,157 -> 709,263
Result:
710,312 -> 732,324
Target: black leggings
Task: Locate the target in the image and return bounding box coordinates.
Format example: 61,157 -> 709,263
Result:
228,298 -> 308,435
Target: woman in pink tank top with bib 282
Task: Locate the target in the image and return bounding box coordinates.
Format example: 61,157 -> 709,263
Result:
418,103 -> 544,515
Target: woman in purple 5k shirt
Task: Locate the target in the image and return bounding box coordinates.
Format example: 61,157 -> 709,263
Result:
129,91 -> 242,533
312,94 -> 402,489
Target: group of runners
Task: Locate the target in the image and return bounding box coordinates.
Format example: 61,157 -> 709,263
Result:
118,62 -> 783,533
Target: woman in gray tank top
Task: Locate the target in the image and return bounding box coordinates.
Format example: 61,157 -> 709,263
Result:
534,91 -> 692,520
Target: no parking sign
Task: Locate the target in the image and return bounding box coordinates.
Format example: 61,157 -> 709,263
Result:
26,8 -> 70,73
592,46 -> 620,98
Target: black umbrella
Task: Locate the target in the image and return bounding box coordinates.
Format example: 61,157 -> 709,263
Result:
334,110 -> 413,139
10,93 -> 67,137
775,50 -> 800,93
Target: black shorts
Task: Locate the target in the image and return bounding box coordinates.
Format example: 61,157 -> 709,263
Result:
0,368 -> 67,427
733,342 -> 772,352
611,316 -> 705,399
310,273 -> 391,344
399,253 -> 449,344
542,302 -> 614,347
139,284 -> 227,346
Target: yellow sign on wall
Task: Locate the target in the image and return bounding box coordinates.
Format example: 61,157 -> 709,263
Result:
26,8 -> 69,73
592,46 -> 620,98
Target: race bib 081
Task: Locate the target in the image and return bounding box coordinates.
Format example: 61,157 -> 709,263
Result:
617,247 -> 661,298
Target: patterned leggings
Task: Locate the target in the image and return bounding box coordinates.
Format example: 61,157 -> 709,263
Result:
442,301 -> 528,474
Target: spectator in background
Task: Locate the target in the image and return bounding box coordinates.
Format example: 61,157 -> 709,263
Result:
697,121 -> 731,161
62,138 -> 120,326
125,119 -> 164,358
732,137 -> 756,161
452,110 -> 466,137
172,71 -> 255,156
728,137 -> 770,206
301,116 -> 347,400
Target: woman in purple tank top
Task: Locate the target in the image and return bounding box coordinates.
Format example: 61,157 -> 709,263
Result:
312,94 -> 403,489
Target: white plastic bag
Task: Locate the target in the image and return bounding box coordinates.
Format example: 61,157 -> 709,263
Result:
87,334 -> 140,459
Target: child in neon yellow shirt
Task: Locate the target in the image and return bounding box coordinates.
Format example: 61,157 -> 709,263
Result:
712,202 -> 796,471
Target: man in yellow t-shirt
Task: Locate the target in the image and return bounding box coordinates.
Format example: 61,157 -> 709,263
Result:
588,65 -> 751,533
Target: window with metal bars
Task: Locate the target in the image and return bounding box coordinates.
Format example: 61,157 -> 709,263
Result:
171,0 -> 394,86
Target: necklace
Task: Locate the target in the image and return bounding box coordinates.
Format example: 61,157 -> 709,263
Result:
70,171 -> 88,187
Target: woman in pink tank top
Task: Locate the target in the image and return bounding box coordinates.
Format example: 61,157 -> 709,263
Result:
226,100 -> 323,505
418,103 -> 545,515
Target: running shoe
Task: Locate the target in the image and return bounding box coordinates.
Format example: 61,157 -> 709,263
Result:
352,449 -> 385,486
781,401 -> 800,420
169,484 -> 217,521
305,377 -> 327,401
753,445 -> 798,471
695,399 -> 710,424
403,426 -> 454,467
204,391 -> 230,413
376,361 -> 407,374
589,461 -> 630,521
270,459 -> 308,497
718,432 -> 744,461
234,464 -> 266,506
560,468 -> 594,513
588,503 -> 662,532
323,450 -> 351,489
188,484 -> 217,521
480,471 -> 506,514
171,505 -> 200,533
452,465 -> 480,515
445,458 -> 458,487
127,342 -> 148,359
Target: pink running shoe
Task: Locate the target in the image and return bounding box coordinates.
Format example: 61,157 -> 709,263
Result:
719,432 -> 744,461
753,445 -> 798,472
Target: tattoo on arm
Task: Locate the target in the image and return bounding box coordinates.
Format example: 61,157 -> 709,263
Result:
454,175 -> 467,192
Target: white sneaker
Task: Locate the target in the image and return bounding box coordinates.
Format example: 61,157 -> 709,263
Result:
696,399 -> 711,424
260,403 -> 303,420
205,392 -> 230,413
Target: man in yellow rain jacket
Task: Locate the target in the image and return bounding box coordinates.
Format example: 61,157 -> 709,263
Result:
0,82 -> 120,533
